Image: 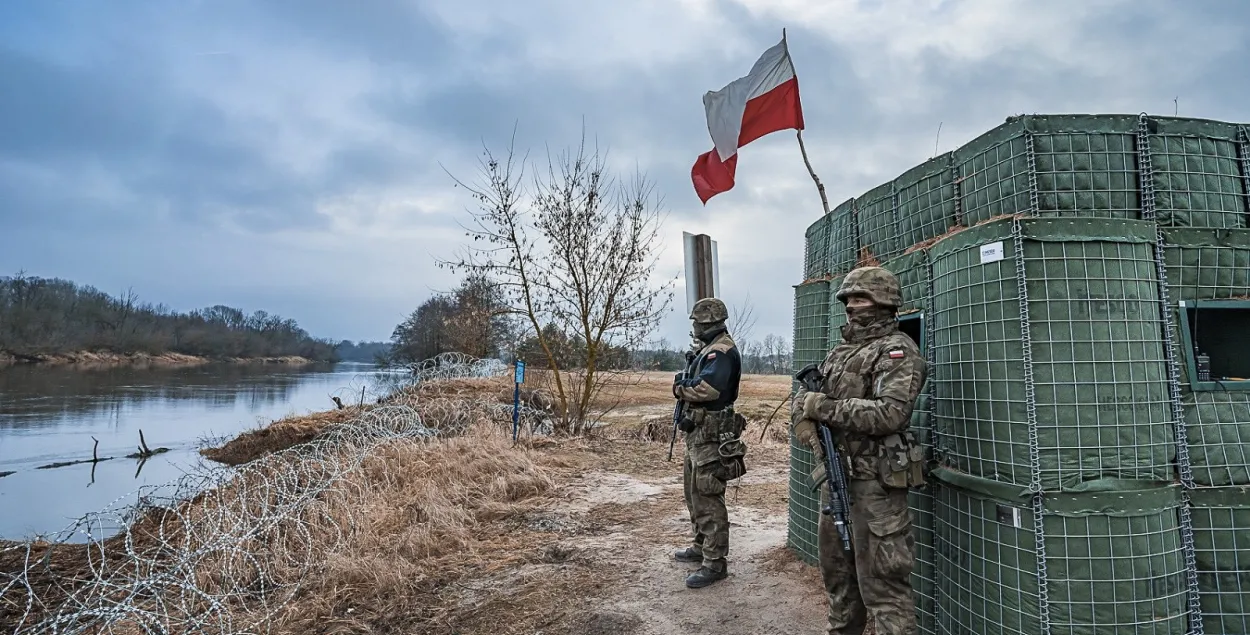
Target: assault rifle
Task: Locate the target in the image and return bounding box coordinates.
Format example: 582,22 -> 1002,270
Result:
794,363 -> 853,553
667,350 -> 697,461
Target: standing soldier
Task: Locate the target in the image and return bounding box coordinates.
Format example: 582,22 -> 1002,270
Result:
793,267 -> 927,635
671,297 -> 747,589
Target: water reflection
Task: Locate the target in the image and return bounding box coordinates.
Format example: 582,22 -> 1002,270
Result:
0,361 -> 383,540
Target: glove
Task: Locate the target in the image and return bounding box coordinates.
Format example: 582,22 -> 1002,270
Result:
803,392 -> 829,422
790,388 -> 807,427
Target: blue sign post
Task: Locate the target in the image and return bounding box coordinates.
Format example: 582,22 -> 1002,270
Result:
512,360 -> 526,442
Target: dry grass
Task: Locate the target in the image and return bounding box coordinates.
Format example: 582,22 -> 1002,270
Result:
6,370 -> 801,634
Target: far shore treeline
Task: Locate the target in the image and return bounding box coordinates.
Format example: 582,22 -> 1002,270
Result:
1,272 -> 793,375
0,273 -> 340,362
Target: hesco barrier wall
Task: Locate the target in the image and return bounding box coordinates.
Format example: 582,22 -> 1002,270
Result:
934,470 -> 1190,635
788,280 -> 832,565
931,217 -> 1175,491
788,113 -> 1250,633
909,386 -> 938,635
1189,487 -> 1250,635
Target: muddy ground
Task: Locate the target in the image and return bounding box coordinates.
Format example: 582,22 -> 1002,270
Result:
525,420 -> 830,635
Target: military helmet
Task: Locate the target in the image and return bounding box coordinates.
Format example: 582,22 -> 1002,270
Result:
836,266 -> 902,308
689,297 -> 729,324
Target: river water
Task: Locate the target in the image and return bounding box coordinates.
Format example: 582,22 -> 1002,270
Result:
0,361 -> 390,541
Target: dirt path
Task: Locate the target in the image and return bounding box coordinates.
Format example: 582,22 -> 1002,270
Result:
535,432 -> 829,635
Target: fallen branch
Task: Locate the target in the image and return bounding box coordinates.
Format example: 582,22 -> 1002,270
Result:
125,429 -> 170,459
34,436 -> 115,470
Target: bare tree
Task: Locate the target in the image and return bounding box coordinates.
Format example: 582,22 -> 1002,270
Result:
728,292 -> 758,359
441,128 -> 675,434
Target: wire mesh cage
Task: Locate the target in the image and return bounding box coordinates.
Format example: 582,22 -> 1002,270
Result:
828,197 -> 860,277
1149,118 -> 1248,230
788,280 -> 833,563
857,181 -> 900,264
1189,486 -> 1250,635
896,153 -> 957,251
804,214 -> 833,280
930,217 -> 1176,491
935,470 -> 1191,635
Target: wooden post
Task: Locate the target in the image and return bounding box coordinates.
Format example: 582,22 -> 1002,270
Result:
683,232 -> 720,313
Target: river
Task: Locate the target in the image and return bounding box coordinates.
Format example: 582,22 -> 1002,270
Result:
0,361 -> 393,541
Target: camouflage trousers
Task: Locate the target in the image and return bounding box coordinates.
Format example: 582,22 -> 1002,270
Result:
682,441 -> 730,572
819,478 -> 916,635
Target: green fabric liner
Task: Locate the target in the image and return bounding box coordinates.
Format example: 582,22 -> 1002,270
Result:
928,217 -> 1157,259
897,152 -> 954,186
829,197 -> 860,275
1151,116 -> 1244,141
1189,485 -> 1250,508
1183,392 -> 1250,487
932,467 -> 1181,513
955,118 -> 1026,162
857,180 -> 898,259
1162,227 -> 1250,248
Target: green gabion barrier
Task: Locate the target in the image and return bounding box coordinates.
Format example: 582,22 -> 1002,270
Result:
1190,486 -> 1250,635
935,470 -> 1191,635
1150,118 -> 1248,229
793,280 -> 831,373
1182,393 -> 1250,487
787,430 -> 821,566
788,280 -> 832,564
930,217 -> 1176,491
858,181 -> 899,263
804,213 -> 832,280
882,248 -> 930,316
896,153 -> 956,252
1162,228 -> 1250,300
828,197 -> 859,276
909,387 -> 937,635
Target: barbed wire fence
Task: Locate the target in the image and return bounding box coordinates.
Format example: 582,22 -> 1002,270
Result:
0,353 -> 546,635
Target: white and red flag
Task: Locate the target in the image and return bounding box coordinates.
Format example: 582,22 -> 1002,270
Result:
691,34 -> 805,204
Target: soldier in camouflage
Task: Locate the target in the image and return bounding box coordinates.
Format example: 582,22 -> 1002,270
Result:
671,297 -> 747,589
792,266 -> 927,635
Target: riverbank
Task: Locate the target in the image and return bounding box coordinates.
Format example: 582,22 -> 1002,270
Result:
2,371 -> 826,634
0,350 -> 319,369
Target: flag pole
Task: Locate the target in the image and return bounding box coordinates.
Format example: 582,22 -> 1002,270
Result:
781,28 -> 831,216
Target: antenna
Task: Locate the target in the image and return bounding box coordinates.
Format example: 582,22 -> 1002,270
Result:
934,122 -> 943,158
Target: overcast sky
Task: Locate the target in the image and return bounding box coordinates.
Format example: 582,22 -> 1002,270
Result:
2,1 -> 1248,347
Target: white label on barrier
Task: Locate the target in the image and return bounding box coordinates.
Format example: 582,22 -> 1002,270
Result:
980,241 -> 1005,264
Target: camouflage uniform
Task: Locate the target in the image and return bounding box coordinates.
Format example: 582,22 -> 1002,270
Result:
672,297 -> 747,589
792,267 -> 927,635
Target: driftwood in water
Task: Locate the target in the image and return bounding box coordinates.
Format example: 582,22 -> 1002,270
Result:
126,429 -> 170,459
36,436 -> 115,470
0,471 -> 13,478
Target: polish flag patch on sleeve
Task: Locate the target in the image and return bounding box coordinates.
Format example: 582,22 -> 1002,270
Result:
707,352 -> 717,359
888,350 -> 905,359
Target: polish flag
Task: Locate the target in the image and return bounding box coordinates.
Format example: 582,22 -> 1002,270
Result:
691,35 -> 805,204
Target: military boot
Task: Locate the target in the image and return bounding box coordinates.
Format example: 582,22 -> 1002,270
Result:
684,562 -> 728,588
673,547 -> 702,563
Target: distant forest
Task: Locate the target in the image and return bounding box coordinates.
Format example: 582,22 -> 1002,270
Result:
0,273 -> 339,361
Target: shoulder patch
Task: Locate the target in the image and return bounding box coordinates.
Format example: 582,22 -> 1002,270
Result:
889,350 -> 905,359
707,352 -> 717,360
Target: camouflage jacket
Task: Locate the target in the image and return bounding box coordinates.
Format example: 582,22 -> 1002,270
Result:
805,323 -> 927,482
